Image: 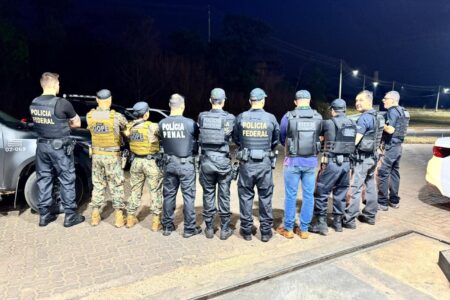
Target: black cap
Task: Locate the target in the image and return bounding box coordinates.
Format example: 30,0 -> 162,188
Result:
329,98 -> 346,111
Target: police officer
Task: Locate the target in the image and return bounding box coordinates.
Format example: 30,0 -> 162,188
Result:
344,90 -> 385,228
310,99 -> 356,235
125,102 -> 163,231
87,89 -> 128,228
29,72 -> 85,227
159,94 -> 201,238
377,91 -> 409,210
276,90 -> 322,240
234,88 -> 279,242
198,88 -> 235,240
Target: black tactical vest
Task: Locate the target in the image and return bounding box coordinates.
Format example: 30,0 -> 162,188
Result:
238,110 -> 273,151
29,96 -> 71,139
391,106 -> 410,143
286,108 -> 322,157
358,110 -> 385,153
199,112 -> 226,147
159,116 -> 195,157
324,116 -> 357,155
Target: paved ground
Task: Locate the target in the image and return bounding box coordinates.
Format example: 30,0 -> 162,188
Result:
0,144 -> 449,299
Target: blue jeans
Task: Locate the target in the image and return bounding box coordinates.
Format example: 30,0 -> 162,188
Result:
283,166 -> 316,232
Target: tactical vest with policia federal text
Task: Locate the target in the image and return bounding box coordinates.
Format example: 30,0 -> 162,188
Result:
29,96 -> 71,139
198,113 -> 226,147
238,111 -> 273,151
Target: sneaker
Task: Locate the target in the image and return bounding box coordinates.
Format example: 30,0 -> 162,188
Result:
183,226 -> 202,238
389,202 -> 400,209
276,227 -> 294,239
358,214 -> 376,225
378,204 -> 389,211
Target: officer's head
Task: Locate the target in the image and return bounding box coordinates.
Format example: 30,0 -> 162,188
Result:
132,101 -> 150,120
40,72 -> 60,95
96,89 -> 112,110
294,90 -> 311,107
382,91 -> 400,109
329,98 -> 346,116
169,93 -> 185,115
355,90 -> 373,112
249,88 -> 267,108
210,88 -> 226,108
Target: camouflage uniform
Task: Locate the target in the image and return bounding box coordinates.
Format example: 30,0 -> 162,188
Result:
87,108 -> 127,209
127,158 -> 163,215
126,120 -> 163,216
90,154 -> 125,209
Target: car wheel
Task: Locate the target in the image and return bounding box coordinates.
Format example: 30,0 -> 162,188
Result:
24,170 -> 87,213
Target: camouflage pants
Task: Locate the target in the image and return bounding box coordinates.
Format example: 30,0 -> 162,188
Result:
89,154 -> 125,209
127,157 -> 163,215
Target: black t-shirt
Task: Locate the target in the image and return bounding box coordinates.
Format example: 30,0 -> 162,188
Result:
39,95 -> 77,119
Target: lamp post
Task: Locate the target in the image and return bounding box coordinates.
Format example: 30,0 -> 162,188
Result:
373,81 -> 379,101
338,60 -> 343,98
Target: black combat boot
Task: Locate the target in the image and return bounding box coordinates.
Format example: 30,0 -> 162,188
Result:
63,212 -> 85,228
239,229 -> 252,241
39,213 -> 57,227
333,215 -> 343,232
220,219 -> 233,240
309,216 -> 328,235
260,230 -> 273,243
183,226 -> 202,238
205,223 -> 214,239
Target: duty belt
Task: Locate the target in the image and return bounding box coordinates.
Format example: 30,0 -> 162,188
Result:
133,153 -> 160,160
201,150 -> 229,158
165,155 -> 194,164
37,137 -> 70,143
92,146 -> 121,156
321,155 -> 350,164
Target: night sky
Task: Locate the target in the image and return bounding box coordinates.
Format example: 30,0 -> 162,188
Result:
2,0 -> 450,117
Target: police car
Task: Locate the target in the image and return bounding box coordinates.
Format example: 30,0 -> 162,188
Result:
0,110 -> 92,212
426,137 -> 450,197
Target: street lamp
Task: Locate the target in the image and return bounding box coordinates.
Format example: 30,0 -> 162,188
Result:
373,81 -> 379,87
444,88 -> 449,93
352,70 -> 359,76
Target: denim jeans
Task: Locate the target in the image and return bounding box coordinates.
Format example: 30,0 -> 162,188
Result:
283,165 -> 316,232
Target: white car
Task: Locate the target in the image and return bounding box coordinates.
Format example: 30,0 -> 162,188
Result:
426,137 -> 450,197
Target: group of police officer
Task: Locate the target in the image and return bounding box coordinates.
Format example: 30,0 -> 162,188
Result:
30,72 -> 409,243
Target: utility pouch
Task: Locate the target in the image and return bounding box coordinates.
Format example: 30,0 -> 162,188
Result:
51,139 -> 64,150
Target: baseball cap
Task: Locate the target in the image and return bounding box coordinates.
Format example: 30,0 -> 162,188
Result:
295,90 -> 311,100
249,88 -> 267,101
210,88 -> 226,101
329,98 -> 347,111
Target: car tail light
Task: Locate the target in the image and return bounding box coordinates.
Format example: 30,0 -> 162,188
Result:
433,146 -> 450,158
21,118 -> 28,123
